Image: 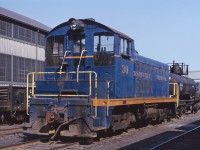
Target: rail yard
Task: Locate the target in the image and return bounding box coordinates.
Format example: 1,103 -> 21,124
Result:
0,112 -> 200,149
1,6 -> 200,150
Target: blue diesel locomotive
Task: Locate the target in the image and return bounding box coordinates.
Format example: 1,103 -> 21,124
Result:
24,18 -> 180,141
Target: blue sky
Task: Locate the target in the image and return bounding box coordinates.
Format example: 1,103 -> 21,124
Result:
1,0 -> 200,70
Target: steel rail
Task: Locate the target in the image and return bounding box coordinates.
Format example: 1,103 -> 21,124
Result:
150,125 -> 200,150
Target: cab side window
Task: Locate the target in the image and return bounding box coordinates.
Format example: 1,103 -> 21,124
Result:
93,32 -> 114,66
120,38 -> 131,59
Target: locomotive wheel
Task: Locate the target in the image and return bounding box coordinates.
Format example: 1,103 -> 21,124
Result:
79,138 -> 93,145
1,114 -> 5,124
178,108 -> 184,117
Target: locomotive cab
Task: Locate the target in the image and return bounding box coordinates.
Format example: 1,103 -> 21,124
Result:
25,18 -> 134,139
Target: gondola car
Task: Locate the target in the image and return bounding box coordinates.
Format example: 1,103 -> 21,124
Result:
23,18 -> 180,142
0,84 -> 28,124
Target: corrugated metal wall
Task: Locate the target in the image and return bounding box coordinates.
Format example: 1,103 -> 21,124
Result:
0,37 -> 45,61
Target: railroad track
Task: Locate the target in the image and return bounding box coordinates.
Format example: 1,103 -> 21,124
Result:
0,138 -> 44,150
85,113 -> 200,150
151,125 -> 200,150
0,126 -> 23,137
1,114 -> 200,150
0,124 -> 24,131
0,138 -> 80,150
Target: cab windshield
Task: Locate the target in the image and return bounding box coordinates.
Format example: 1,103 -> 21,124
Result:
46,35 -> 64,67
46,34 -> 86,67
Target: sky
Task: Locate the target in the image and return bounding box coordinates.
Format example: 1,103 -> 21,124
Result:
1,0 -> 200,71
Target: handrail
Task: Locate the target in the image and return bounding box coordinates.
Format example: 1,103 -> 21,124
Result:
169,83 -> 179,107
106,81 -> 112,117
26,71 -> 98,116
77,50 -> 87,83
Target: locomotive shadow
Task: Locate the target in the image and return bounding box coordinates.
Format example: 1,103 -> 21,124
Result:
118,119 -> 200,150
19,133 -> 51,143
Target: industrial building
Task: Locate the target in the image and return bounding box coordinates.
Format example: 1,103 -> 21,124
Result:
0,7 -> 51,85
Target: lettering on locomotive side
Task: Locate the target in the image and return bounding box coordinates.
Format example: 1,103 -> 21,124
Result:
156,75 -> 167,81
133,71 -> 151,79
122,65 -> 129,74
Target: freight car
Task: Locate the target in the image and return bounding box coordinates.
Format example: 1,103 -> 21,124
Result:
23,18 -> 199,143
169,62 -> 200,115
195,82 -> 200,100
0,84 -> 28,124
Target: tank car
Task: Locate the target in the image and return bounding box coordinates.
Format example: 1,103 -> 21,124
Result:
23,18 -> 179,143
0,84 -> 28,124
169,61 -> 200,114
195,82 -> 200,100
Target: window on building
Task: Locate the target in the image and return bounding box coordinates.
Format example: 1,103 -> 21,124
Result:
13,24 -> 45,46
38,33 -> 45,46
18,26 -> 32,43
0,20 -> 12,37
0,53 -> 11,81
0,20 -> 46,46
13,56 -> 44,83
18,57 -> 25,82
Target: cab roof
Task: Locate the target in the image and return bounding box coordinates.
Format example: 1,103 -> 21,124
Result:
50,18 -> 133,41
